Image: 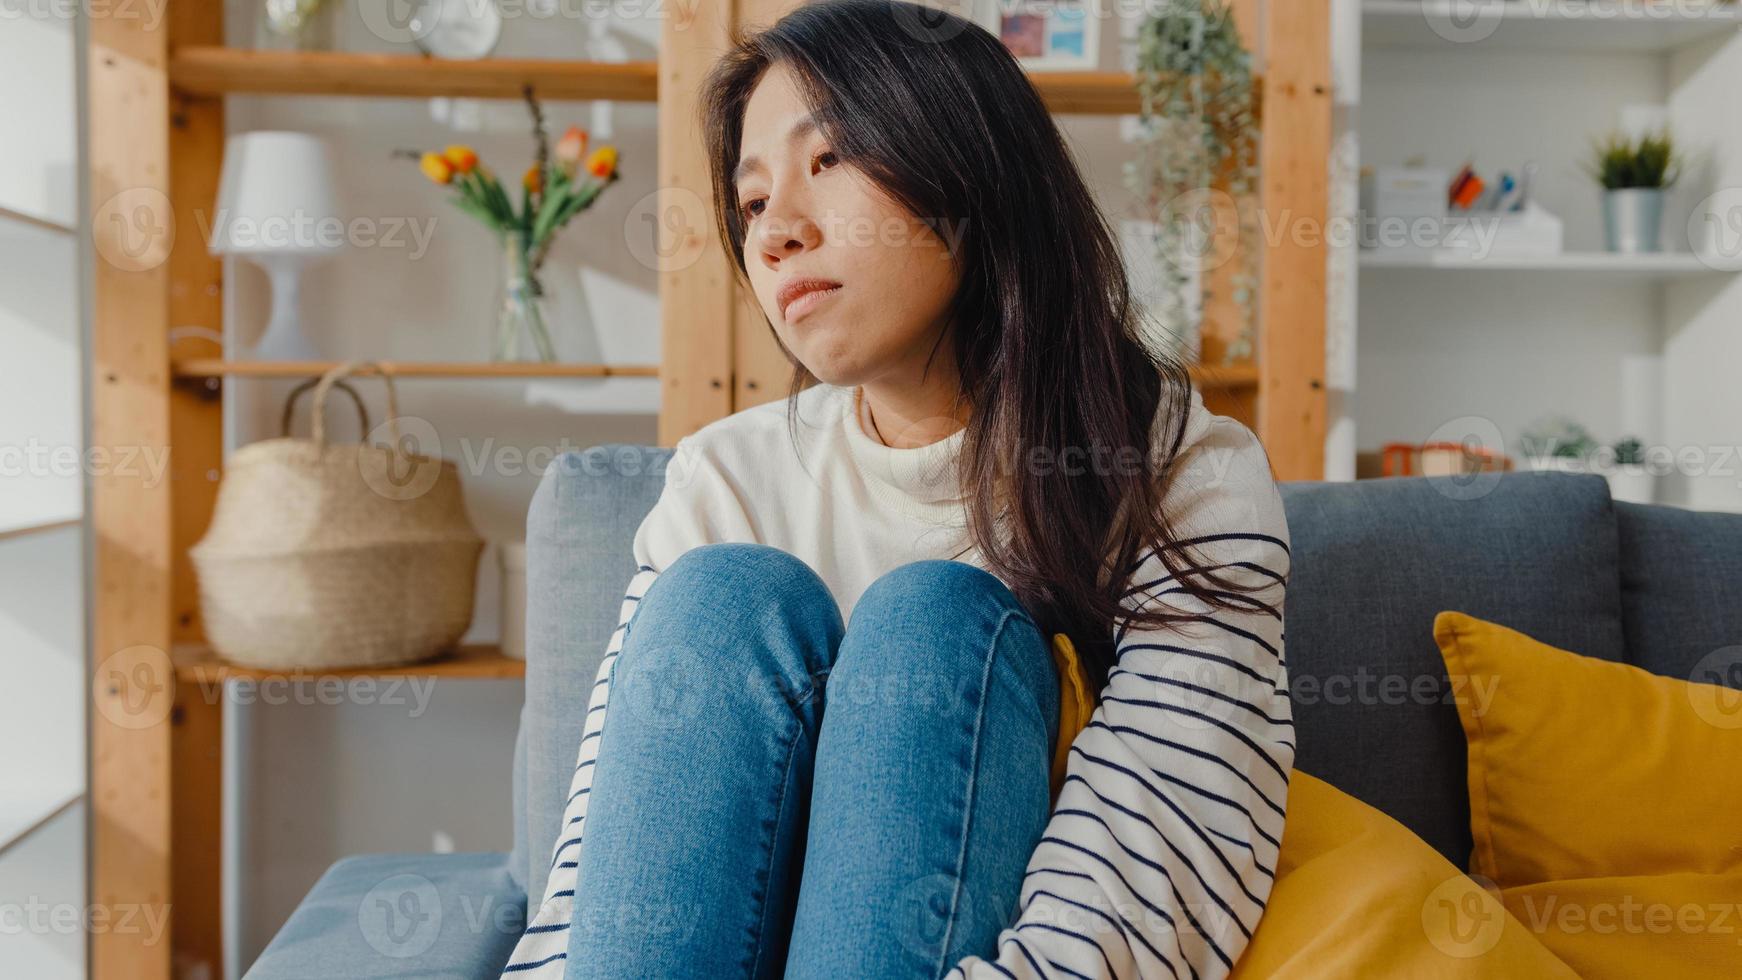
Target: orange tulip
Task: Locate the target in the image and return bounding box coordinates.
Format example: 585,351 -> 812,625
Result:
584,146 -> 618,180
419,152 -> 455,185
554,126 -> 588,175
523,164 -> 544,195
442,145 -> 479,174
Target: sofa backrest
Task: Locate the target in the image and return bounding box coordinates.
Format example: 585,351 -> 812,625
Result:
1614,500 -> 1742,684
513,446 -> 676,900
1276,472 -> 1629,864
512,451 -> 1739,891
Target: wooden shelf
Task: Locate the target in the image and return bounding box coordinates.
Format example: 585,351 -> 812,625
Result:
1363,1 -> 1742,53
171,358 -> 1253,390
1359,250 -> 1742,280
172,643 -> 524,682
172,359 -> 659,379
1031,71 -> 1142,115
166,48 -> 1156,115
169,48 -> 660,101
1190,361 -> 1259,388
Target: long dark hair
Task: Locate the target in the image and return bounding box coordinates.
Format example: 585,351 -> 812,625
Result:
701,0 -> 1272,693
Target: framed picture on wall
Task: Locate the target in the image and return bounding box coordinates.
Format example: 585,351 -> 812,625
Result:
976,0 -> 1101,72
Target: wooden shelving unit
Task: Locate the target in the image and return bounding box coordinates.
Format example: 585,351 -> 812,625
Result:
87,1 -> 1328,977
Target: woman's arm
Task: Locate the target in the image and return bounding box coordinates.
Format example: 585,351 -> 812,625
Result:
950,419 -> 1293,980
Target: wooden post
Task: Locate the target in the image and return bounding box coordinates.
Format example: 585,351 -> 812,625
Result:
166,0 -> 228,973
729,0 -> 805,412
658,0 -> 740,445
88,7 -> 175,978
1254,0 -> 1331,480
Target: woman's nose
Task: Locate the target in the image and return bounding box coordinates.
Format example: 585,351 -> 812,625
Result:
753,197 -> 822,267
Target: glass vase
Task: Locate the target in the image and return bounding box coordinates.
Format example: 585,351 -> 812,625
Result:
494,234 -> 557,362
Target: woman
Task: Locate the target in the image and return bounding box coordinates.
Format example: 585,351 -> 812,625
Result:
504,2 -> 1291,977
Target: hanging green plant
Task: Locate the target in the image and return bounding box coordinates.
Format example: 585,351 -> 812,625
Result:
1121,0 -> 1261,363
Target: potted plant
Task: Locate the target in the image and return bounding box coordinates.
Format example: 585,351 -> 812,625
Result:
1520,416 -> 1600,478
1123,0 -> 1260,362
1602,436 -> 1655,505
401,89 -> 621,361
1583,128 -> 1680,254
1521,418 -> 1655,504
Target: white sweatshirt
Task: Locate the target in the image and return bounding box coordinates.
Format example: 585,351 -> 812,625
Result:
502,381 -> 1293,979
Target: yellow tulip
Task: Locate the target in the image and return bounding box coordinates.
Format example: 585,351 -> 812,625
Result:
585,146 -> 618,180
419,152 -> 455,185
442,145 -> 479,174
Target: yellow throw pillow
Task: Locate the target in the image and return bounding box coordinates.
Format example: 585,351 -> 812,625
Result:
1433,611 -> 1742,888
1499,872 -> 1742,979
1229,771 -> 1575,979
1048,633 -> 1096,801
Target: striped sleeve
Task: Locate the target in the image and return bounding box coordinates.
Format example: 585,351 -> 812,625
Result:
500,566 -> 658,977
949,418 -> 1293,980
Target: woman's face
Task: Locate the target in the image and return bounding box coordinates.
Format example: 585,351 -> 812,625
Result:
734,63 -> 961,388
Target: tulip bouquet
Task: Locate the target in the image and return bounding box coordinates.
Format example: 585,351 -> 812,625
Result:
402,89 -> 621,361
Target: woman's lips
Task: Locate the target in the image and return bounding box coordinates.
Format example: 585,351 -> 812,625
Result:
783,284 -> 843,323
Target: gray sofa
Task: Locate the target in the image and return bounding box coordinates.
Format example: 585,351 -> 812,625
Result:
244,447 -> 1742,978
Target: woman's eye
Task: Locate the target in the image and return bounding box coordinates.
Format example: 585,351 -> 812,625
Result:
738,151 -> 833,223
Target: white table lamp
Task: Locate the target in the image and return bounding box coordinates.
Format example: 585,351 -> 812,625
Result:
209,132 -> 344,361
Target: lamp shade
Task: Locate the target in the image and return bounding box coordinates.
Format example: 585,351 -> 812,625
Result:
209,132 -> 345,256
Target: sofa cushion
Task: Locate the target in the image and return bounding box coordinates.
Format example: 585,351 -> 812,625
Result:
1435,611 -> 1742,887
243,852 -> 523,980
1276,472 -> 1626,866
1228,771 -> 1575,979
519,446 -> 674,901
1615,501 -> 1742,683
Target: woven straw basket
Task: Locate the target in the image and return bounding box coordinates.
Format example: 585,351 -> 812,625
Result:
191,361 -> 483,671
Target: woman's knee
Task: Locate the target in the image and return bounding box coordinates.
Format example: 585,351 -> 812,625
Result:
835,560 -> 1058,726
620,542 -> 843,691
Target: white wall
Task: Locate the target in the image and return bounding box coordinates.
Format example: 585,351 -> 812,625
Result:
1664,32 -> 1742,511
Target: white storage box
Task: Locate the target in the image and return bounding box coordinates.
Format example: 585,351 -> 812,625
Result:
1441,202 -> 1563,257
1359,166 -> 1449,251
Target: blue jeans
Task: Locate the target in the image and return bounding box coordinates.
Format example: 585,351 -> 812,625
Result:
565,542 -> 1061,979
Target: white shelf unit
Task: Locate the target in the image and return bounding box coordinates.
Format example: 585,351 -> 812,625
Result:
1342,0 -> 1742,512
1359,249 -> 1742,279
1362,0 -> 1742,53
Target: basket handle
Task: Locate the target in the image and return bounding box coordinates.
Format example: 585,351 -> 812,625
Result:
311,361 -> 405,450
280,377 -> 370,440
